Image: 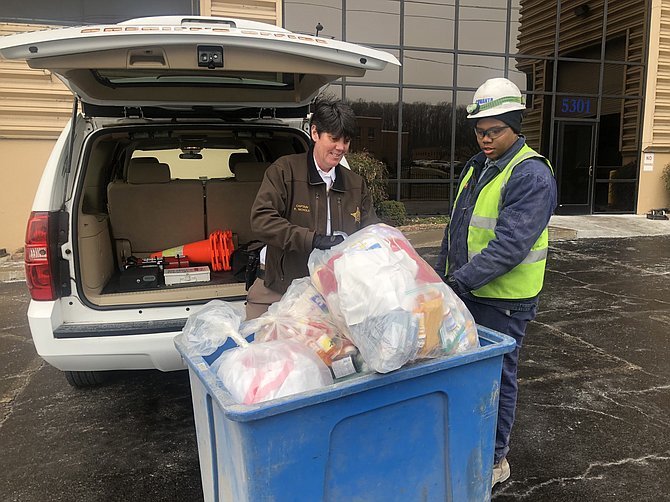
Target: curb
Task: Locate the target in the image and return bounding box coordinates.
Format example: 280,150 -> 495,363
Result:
0,254 -> 25,283
403,225 -> 581,249
0,266 -> 25,283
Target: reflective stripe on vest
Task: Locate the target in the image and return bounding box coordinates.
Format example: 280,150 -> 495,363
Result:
451,144 -> 554,299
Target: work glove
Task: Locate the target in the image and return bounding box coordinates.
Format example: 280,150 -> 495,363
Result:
446,276 -> 463,296
312,234 -> 345,250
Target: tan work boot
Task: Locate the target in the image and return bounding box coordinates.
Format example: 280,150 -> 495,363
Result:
492,458 -> 510,487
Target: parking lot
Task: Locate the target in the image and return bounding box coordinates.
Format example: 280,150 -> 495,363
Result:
1,234 -> 670,501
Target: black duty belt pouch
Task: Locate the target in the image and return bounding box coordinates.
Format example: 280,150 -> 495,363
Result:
120,265 -> 160,291
230,241 -> 262,289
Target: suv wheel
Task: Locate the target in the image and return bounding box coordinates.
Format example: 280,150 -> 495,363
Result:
64,370 -> 109,388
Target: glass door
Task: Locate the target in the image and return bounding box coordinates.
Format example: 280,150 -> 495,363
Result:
554,121 -> 596,215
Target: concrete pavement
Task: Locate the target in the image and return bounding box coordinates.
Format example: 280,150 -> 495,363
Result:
402,213 -> 670,249
548,214 -> 670,239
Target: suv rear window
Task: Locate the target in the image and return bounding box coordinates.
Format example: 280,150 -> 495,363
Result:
132,148 -> 249,179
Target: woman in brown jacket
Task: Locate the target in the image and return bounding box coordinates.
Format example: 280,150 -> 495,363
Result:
247,98 -> 379,319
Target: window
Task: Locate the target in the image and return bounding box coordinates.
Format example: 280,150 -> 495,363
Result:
347,86 -> 399,176
404,0 -> 454,50
346,0 -> 400,46
457,55 -> 505,89
284,0 -> 343,40
559,1 -> 603,58
458,0 -> 507,53
132,148 -> 249,180
403,51 -> 454,87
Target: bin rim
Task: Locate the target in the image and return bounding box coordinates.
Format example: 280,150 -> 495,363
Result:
175,325 -> 515,422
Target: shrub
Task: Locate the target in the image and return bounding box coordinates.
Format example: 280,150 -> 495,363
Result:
346,151 -> 388,207
663,162 -> 670,194
377,200 -> 407,226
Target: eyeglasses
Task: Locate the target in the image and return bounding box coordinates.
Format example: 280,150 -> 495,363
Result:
473,125 -> 510,140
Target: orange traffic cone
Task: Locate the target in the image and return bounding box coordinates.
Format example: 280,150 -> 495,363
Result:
151,230 -> 235,272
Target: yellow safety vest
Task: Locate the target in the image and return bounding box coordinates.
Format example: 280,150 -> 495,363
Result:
450,144 -> 554,299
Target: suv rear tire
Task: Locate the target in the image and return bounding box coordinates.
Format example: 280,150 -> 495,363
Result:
64,370 -> 109,388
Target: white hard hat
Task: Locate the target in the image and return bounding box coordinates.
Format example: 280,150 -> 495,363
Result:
466,78 -> 526,119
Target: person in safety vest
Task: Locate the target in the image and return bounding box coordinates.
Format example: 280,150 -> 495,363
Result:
435,77 -> 557,488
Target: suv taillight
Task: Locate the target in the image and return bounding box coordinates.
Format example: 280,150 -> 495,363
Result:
25,211 -> 56,301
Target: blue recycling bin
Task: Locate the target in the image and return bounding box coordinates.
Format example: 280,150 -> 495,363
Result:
175,326 -> 515,502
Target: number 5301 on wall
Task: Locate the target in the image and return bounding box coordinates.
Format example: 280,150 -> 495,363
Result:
561,98 -> 591,114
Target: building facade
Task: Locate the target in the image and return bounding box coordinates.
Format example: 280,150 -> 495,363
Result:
2,0 -> 670,252
284,0 -> 653,216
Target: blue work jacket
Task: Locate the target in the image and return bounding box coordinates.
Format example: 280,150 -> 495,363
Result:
435,136 -> 558,311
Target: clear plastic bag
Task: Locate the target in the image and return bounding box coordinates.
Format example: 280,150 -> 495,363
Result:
239,277 -> 354,367
181,300 -> 245,356
211,338 -> 333,405
402,282 -> 479,357
308,224 -> 479,373
348,309 -> 420,373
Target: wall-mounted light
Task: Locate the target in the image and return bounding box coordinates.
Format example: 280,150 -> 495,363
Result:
574,4 -> 590,16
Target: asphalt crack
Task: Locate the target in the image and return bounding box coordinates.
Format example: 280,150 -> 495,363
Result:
531,320 -> 643,372
532,402 -> 627,423
494,452 -> 670,499
597,389 -> 670,428
616,383 -> 670,395
549,245 -> 670,278
0,357 -> 44,428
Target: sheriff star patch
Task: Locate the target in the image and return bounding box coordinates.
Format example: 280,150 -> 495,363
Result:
351,207 -> 361,223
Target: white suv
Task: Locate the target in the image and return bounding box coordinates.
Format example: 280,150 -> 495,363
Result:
0,16 -> 398,386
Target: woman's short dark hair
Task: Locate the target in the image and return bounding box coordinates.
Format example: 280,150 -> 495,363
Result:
310,97 -> 358,140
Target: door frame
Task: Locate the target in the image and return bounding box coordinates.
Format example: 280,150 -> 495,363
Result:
553,119 -> 598,215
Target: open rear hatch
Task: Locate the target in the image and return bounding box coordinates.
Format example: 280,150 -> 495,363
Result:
0,15 -> 399,110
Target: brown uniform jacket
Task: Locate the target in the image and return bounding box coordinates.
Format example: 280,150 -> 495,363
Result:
250,147 -> 379,294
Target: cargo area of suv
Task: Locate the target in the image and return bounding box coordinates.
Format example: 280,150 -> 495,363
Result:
77,122 -> 309,307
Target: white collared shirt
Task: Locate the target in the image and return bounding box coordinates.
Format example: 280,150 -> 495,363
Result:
314,154 -> 337,236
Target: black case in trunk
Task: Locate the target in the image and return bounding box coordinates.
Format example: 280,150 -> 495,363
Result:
119,266 -> 160,291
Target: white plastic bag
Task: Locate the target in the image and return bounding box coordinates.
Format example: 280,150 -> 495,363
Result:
181,300 -> 245,356
211,339 -> 333,405
308,224 -> 479,373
